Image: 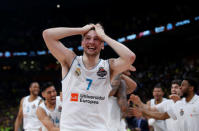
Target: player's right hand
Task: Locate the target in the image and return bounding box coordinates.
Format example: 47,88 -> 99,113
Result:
82,24 -> 95,34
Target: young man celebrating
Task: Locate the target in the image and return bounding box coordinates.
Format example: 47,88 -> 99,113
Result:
42,23 -> 136,131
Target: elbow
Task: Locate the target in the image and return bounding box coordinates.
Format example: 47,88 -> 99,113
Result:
127,52 -> 136,65
42,29 -> 51,39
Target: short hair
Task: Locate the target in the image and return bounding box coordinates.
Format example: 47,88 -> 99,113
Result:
153,83 -> 164,92
29,82 -> 39,88
41,82 -> 54,92
171,80 -> 182,86
183,71 -> 199,92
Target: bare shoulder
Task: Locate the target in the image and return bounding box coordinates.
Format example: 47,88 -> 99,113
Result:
147,100 -> 151,106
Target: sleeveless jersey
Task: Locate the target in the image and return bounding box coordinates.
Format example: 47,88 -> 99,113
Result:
39,96 -> 62,131
23,96 -> 42,130
149,98 -> 167,131
61,56 -> 112,131
108,96 -> 121,131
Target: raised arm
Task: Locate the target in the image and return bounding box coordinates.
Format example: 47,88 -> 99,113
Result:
14,97 -> 24,131
121,74 -> 137,94
42,24 -> 94,78
36,107 -> 59,131
94,24 -> 136,79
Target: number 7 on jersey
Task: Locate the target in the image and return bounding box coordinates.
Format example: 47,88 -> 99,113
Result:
86,78 -> 93,90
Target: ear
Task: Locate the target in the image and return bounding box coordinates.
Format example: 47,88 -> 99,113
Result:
42,92 -> 45,98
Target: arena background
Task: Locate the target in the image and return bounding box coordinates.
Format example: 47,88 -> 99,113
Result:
0,0 -> 199,130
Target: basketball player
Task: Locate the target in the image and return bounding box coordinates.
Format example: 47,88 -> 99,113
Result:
131,76 -> 199,131
36,82 -> 62,131
42,23 -> 136,131
145,84 -> 167,131
129,80 -> 182,131
15,82 -> 42,131
108,72 -> 137,131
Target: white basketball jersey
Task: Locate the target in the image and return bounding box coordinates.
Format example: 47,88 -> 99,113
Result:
40,96 -> 62,131
61,56 -> 112,131
149,98 -> 167,131
108,96 -> 121,131
23,96 -> 42,130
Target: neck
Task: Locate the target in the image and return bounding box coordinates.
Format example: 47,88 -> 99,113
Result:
83,53 -> 100,69
45,101 -> 56,110
185,92 -> 195,102
155,98 -> 163,104
29,94 -> 37,102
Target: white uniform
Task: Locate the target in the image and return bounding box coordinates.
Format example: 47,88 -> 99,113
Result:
39,96 -> 62,131
108,96 -> 121,131
167,94 -> 199,131
23,96 -> 42,131
149,98 -> 167,131
61,56 -> 112,131
155,99 -> 178,131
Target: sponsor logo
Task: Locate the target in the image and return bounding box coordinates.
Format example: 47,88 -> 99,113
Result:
97,67 -> 107,78
70,93 -> 79,102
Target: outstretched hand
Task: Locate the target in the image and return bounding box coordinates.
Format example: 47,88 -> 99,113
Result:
169,94 -> 181,103
129,94 -> 142,107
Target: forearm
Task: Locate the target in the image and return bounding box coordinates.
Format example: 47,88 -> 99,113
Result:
121,75 -> 137,94
14,118 -> 22,131
43,27 -> 84,40
50,127 -> 59,131
142,109 -> 169,120
102,35 -> 136,64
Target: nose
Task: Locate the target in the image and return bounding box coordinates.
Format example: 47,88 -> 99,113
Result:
88,38 -> 95,44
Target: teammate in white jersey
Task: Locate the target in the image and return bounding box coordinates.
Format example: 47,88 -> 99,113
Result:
109,71 -> 137,131
15,82 -> 42,131
129,80 -> 182,131
42,23 -> 136,131
36,82 -> 62,131
146,84 -> 167,131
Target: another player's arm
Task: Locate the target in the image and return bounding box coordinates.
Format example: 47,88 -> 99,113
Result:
116,80 -> 128,115
94,24 -> 136,79
36,107 -> 59,131
14,97 -> 24,131
42,24 -> 94,78
121,74 -> 137,94
129,95 -> 157,111
141,108 -> 170,120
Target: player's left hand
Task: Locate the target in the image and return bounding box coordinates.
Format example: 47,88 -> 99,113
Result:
94,23 -> 106,40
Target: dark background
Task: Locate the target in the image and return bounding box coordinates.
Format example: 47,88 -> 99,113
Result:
0,0 -> 199,130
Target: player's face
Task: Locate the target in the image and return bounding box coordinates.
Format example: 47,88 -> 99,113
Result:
153,88 -> 164,100
30,83 -> 40,96
43,86 -> 57,105
180,80 -> 190,97
171,84 -> 181,96
81,30 -> 104,56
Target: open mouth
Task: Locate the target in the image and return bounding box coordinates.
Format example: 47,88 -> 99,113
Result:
88,47 -> 96,51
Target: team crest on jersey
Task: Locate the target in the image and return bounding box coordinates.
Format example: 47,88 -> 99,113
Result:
58,106 -> 62,112
32,104 -> 36,109
75,67 -> 81,76
97,67 -> 107,77
180,109 -> 184,116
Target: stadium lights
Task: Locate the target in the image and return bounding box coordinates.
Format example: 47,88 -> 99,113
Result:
194,16 -> 199,21
117,37 -> 126,43
166,23 -> 173,30
175,19 -> 190,27
155,26 -> 165,33
127,34 -> 137,40
1,16 -> 198,59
